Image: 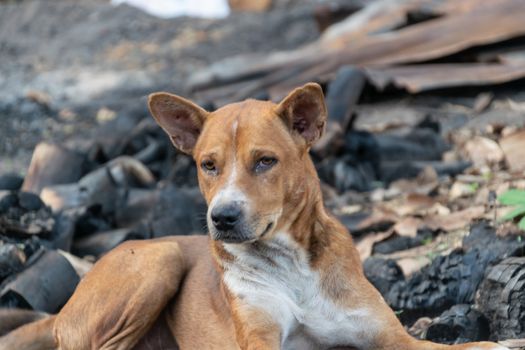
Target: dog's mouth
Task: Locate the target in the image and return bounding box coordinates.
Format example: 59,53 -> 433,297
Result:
216,234 -> 249,244
212,222 -> 274,244
260,222 -> 273,238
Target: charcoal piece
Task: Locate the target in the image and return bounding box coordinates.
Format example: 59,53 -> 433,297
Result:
0,192 -> 54,237
425,304 -> 490,344
73,205 -> 113,237
0,291 -> 32,310
363,257 -> 404,297
318,155 -> 375,193
22,142 -> 87,194
117,119 -> 169,167
380,161 -> 423,184
312,122 -> 346,161
335,211 -> 379,237
72,228 -> 143,258
333,158 -> 372,192
0,249 -> 79,313
372,228 -> 434,255
0,244 -> 26,281
17,192 -> 44,212
373,236 -> 421,255
380,160 -> 471,184
41,156 -> 155,213
463,221 -> 525,258
134,139 -> 164,165
94,104 -> 149,160
375,128 -> 448,163
326,66 -> 365,131
13,238 -> 41,267
167,155 -> 198,187
144,186 -> 207,237
0,308 -> 47,336
342,130 -> 380,175
316,129 -> 380,192
386,249 -> 485,321
416,114 -> 441,133
154,144 -> 178,181
313,66 -> 366,158
385,221 -> 525,323
0,193 -> 17,214
0,174 -> 24,191
477,257 -> 525,340
47,210 -> 77,251
115,189 -> 160,228
424,161 -> 471,177
58,251 -> 93,278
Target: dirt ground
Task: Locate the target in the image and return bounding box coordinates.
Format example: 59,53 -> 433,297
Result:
0,0 -> 320,173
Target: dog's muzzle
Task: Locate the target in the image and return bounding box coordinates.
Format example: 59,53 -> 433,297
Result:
209,203 -> 250,243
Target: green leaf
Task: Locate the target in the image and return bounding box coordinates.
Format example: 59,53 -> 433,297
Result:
468,182 -> 479,193
501,205 -> 525,222
499,189 -> 525,206
519,217 -> 525,231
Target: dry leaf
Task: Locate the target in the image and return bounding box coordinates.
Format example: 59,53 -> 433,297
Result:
393,193 -> 437,217
397,256 -> 431,276
500,129 -> 525,171
408,317 -> 433,338
356,230 -> 394,261
391,166 -> 439,196
393,217 -> 422,238
425,206 -> 486,232
355,207 -> 398,232
464,136 -> 504,167
449,181 -> 476,200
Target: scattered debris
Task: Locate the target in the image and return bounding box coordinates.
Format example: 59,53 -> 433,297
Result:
0,249 -> 79,313
477,257 -> 525,340
425,304 -> 490,344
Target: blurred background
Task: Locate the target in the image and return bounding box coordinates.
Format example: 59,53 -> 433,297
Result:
1,0 -> 525,347
0,0 -> 321,173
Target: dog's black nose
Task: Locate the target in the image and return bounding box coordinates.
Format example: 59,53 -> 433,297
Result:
211,204 -> 242,231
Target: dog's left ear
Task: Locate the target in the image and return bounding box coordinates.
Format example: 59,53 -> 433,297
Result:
148,92 -> 209,155
275,83 -> 327,147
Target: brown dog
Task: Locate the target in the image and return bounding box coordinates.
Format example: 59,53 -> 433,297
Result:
0,83 -> 507,350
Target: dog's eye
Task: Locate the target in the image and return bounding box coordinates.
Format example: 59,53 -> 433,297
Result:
201,160 -> 217,174
255,157 -> 277,173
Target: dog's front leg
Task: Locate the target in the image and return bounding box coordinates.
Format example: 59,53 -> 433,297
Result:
54,239 -> 186,350
349,279 -> 507,350
231,304 -> 281,350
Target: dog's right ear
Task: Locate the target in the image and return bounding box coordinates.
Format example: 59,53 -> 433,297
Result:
148,92 -> 209,155
275,83 -> 327,148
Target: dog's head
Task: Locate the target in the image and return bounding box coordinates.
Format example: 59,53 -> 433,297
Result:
149,83 -> 327,243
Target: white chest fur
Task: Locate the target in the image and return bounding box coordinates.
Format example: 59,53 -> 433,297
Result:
222,233 -> 374,350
